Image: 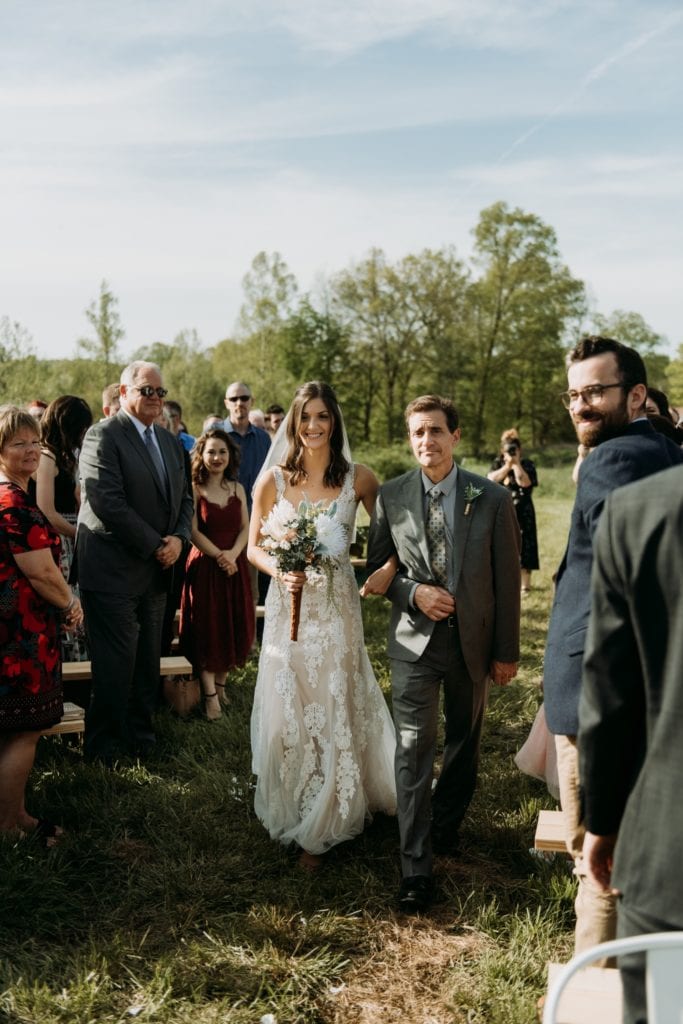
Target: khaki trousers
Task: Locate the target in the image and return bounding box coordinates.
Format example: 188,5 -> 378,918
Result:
555,734 -> 617,966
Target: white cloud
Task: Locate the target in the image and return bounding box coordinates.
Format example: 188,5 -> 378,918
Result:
451,153 -> 683,200
264,0 -> 587,54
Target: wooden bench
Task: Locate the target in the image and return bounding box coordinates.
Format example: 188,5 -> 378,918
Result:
544,962 -> 621,1023
535,809 -> 566,853
62,655 -> 193,683
42,702 -> 86,737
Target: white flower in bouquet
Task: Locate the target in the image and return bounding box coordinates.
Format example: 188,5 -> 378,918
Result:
260,501 -> 297,546
258,497 -> 348,639
314,509 -> 347,560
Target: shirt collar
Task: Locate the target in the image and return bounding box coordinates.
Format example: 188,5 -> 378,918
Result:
121,407 -> 153,439
421,462 -> 458,496
225,420 -> 255,437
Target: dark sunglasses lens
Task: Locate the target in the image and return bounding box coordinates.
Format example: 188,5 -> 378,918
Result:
139,386 -> 167,398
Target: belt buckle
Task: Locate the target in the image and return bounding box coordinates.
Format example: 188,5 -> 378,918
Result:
447,614 -> 456,629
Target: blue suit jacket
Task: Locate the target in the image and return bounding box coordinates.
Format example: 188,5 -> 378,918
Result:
544,419 -> 683,736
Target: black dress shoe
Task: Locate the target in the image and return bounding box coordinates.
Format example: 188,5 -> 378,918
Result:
398,875 -> 434,914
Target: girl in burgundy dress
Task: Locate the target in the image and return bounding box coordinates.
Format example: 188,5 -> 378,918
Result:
179,430 -> 254,719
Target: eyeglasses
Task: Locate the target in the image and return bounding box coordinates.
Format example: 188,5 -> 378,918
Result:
8,440 -> 41,450
131,385 -> 168,399
227,395 -> 251,403
560,383 -> 625,409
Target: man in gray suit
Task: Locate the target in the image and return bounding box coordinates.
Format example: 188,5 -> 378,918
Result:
367,395 -> 521,912
77,361 -> 193,764
579,465 -> 683,1024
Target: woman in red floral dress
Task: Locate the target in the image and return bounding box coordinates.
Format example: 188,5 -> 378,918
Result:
0,406 -> 83,845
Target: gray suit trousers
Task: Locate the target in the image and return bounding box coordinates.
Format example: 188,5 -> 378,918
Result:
390,616 -> 489,877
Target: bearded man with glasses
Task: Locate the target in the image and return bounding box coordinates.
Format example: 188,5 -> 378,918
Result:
76,361 -> 193,765
543,335 -> 683,963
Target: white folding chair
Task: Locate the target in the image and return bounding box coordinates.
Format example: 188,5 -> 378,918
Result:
543,931 -> 683,1024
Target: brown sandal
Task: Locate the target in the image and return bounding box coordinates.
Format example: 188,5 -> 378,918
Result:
203,692 -> 222,721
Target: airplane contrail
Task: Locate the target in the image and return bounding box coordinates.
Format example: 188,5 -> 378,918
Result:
492,9 -> 683,167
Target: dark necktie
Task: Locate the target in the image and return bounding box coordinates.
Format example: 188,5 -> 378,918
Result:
426,488 -> 448,587
144,427 -> 168,492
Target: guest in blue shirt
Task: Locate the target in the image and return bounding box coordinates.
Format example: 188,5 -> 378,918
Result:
222,381 -> 271,515
164,400 -> 195,453
223,381 -> 271,638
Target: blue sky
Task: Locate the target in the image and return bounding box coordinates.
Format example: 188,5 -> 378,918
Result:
1,0 -> 681,359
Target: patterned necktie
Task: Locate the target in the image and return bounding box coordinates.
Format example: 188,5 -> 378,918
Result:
144,427 -> 168,492
426,488 -> 448,587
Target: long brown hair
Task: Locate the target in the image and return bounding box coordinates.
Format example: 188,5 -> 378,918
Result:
40,396 -> 93,475
283,381 -> 349,487
191,429 -> 240,487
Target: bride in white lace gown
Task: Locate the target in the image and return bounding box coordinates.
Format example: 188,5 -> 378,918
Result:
248,382 -> 397,868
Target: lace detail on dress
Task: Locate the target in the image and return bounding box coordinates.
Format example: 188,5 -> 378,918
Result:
250,465 -> 396,853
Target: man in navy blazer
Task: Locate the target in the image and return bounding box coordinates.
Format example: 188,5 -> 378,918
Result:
77,361 -> 193,764
543,336 -> 683,959
579,465 -> 683,1023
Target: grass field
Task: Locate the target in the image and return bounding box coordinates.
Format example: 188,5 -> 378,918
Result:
0,468 -> 577,1024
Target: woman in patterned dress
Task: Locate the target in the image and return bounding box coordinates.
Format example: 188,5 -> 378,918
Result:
0,406 -> 83,844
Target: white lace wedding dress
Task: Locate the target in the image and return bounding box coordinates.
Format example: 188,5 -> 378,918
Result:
250,465 -> 397,854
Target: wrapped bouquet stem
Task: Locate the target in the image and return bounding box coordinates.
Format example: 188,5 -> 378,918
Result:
259,497 -> 347,642
290,588 -> 302,641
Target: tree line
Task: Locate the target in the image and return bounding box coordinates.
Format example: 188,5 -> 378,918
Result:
2,202 -> 680,456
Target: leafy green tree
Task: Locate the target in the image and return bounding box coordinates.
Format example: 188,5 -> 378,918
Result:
332,249 -> 431,443
0,316 -> 35,360
665,344 -> 683,406
133,329 -> 224,434
591,309 -> 669,389
77,280 -> 125,382
0,318 -> 39,406
464,202 -> 586,453
234,251 -> 299,403
281,299 -> 349,384
396,247 -> 470,401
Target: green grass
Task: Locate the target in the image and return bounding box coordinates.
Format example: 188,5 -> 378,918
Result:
0,473 -> 577,1024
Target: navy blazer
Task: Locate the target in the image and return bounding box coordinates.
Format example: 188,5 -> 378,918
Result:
544,419 -> 683,736
75,412 -> 193,595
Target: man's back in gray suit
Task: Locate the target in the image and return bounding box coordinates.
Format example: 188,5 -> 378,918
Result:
579,464 -> 683,1022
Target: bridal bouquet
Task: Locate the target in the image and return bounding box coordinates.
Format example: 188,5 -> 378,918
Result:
259,499 -> 348,640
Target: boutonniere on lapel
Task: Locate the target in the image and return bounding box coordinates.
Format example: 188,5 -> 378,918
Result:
463,482 -> 484,517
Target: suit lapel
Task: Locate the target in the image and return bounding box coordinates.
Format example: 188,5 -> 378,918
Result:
450,467 -> 476,591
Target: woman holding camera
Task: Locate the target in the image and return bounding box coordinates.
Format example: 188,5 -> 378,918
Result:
488,429 -> 538,593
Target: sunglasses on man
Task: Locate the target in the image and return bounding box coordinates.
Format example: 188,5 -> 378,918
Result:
131,386 -> 169,399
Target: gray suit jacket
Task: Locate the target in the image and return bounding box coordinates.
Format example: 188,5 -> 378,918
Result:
75,412 -> 193,595
579,465 -> 683,924
367,466 -> 521,682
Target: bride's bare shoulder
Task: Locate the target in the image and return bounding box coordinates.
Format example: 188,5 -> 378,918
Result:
353,463 -> 380,498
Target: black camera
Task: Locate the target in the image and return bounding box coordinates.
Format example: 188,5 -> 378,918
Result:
504,442 -> 519,456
